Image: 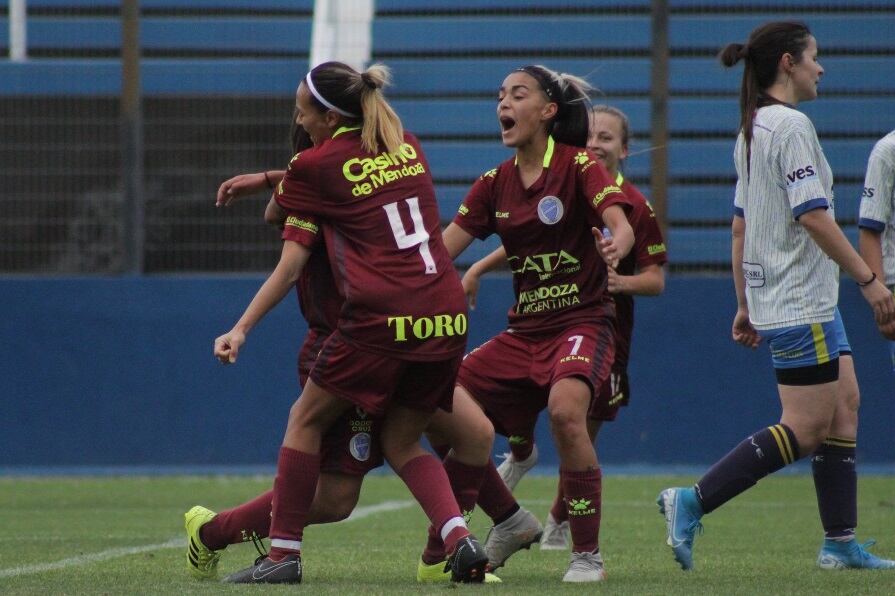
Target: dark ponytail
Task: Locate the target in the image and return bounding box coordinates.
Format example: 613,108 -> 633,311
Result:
719,21 -> 812,165
517,64 -> 593,148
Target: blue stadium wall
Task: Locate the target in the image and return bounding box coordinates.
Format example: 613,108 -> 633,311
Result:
2,276 -> 893,470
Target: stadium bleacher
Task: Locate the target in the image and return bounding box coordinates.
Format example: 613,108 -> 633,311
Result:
1,1 -> 892,270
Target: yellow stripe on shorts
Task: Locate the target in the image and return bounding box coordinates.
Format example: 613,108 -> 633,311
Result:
768,424 -> 794,464
811,323 -> 831,364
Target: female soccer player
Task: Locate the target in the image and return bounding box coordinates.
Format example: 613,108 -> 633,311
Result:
465,105 -> 667,550
190,123 -> 503,586
440,65 -> 636,582
858,129 -> 895,360
213,61 -> 490,584
658,21 -> 895,572
185,127 -> 388,580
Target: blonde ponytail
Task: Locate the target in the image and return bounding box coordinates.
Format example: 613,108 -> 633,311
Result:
357,63 -> 404,155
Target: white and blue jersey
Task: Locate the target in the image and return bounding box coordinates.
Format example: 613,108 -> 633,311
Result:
858,130 -> 895,370
733,104 -> 839,331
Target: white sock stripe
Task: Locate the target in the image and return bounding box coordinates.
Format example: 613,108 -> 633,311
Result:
440,516 -> 467,542
270,538 -> 302,551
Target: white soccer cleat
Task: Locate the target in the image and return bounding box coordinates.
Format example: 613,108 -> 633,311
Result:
539,511 -> 570,550
496,444 -> 538,490
483,507 -> 543,569
562,550 -> 607,583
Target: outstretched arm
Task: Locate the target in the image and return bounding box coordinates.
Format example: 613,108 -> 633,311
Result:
216,170 -> 285,207
214,240 -> 310,364
442,223 -> 476,260
593,205 -> 635,269
606,263 -> 664,296
461,245 -> 507,309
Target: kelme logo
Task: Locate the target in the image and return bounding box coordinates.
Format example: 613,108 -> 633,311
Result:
568,498 -> 596,516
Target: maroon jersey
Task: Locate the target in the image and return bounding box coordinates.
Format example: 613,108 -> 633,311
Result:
275,128 -> 467,361
612,175 -> 668,368
281,213 -> 342,336
453,138 -> 630,337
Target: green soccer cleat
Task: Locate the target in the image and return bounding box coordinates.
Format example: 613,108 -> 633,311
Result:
184,505 -> 222,580
416,557 -> 502,583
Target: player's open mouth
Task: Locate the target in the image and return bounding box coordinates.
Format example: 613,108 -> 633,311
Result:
500,116 -> 516,132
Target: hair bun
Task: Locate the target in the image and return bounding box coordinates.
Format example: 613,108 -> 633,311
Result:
719,42 -> 747,67
360,72 -> 379,89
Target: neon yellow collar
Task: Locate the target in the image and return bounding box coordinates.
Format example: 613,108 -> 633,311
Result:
515,135 -> 555,168
332,125 -> 361,139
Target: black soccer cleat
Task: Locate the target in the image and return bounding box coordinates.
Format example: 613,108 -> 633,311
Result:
447,535 -> 489,583
222,553 -> 302,584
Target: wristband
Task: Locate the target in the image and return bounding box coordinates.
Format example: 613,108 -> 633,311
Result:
857,272 -> 876,287
263,171 -> 274,189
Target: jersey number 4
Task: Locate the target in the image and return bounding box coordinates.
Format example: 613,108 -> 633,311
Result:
383,197 -> 437,275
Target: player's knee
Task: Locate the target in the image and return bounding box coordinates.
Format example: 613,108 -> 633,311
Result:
462,415 -> 494,460
328,500 -> 356,522
840,385 -> 860,413
791,418 -> 832,454
548,407 -> 587,445
286,398 -> 319,431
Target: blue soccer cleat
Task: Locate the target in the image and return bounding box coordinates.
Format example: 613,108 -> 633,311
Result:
817,539 -> 895,570
657,487 -> 704,570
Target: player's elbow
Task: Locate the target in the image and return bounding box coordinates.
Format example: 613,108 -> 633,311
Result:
643,267 -> 665,296
651,270 -> 666,296
264,199 -> 286,228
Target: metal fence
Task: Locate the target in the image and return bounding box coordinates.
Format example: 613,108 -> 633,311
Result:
2,0 -> 893,273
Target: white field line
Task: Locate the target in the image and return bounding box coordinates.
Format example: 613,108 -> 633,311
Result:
345,499 -> 414,521
0,500 -> 414,579
0,537 -> 184,579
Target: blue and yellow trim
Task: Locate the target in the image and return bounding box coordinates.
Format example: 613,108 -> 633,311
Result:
810,323 -> 831,364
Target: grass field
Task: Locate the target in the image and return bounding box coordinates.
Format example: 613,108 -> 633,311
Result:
2,473 -> 894,594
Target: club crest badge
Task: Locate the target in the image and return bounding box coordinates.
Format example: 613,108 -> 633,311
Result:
350,432 -> 371,461
537,196 -> 563,225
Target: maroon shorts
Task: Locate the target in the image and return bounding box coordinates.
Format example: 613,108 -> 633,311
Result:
319,404 -> 384,475
456,322 -> 615,438
297,329 -> 382,476
587,368 -> 630,422
310,331 -> 462,417
297,328 -> 329,386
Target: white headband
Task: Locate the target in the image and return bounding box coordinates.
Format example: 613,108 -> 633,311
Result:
305,73 -> 359,118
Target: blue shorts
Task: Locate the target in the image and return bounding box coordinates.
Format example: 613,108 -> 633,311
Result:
890,340 -> 895,372
759,308 -> 851,370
